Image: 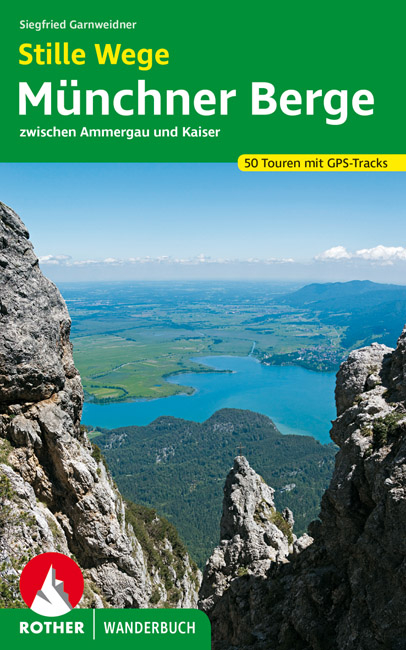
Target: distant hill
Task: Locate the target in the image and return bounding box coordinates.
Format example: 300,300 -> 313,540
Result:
273,280 -> 406,350
94,409 -> 336,567
274,280 -> 406,312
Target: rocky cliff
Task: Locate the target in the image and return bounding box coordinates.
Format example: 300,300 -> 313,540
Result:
200,337 -> 406,649
0,201 -> 200,609
199,456 -> 312,616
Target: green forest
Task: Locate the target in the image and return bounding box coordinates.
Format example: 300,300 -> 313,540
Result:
93,409 -> 336,567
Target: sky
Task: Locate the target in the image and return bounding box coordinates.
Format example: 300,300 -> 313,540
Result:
1,163 -> 406,283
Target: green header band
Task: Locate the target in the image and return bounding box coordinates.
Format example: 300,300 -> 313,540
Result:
1,0 -> 405,161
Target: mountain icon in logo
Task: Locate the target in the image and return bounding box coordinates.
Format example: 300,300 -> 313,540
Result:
20,552 -> 84,616
31,565 -> 73,616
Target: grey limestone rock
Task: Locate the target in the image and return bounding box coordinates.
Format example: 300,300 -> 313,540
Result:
200,329 -> 406,649
0,201 -> 200,609
335,341 -> 393,416
199,456 -> 295,617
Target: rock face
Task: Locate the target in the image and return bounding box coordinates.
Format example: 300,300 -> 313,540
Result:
200,333 -> 406,649
0,202 -> 200,608
199,456 -> 295,615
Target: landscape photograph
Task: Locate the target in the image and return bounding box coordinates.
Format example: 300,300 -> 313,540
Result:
1,164 -> 406,648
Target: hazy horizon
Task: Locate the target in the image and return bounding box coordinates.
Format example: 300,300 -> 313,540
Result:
52,277 -> 406,286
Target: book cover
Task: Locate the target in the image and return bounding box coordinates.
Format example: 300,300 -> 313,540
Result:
1,2 -> 405,649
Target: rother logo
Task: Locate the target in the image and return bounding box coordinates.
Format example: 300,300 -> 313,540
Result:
19,553 -> 84,617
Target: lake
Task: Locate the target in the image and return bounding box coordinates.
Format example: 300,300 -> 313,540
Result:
82,356 -> 337,444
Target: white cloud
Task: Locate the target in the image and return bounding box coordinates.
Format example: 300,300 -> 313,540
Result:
315,245 -> 406,265
264,257 -> 295,265
355,245 -> 406,263
103,257 -> 123,265
39,254 -> 295,267
70,259 -> 99,266
38,254 -> 72,265
315,246 -> 351,261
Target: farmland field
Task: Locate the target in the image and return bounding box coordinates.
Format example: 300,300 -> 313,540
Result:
59,281 -> 344,402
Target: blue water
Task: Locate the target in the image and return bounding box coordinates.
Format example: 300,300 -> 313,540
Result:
82,356 -> 337,444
